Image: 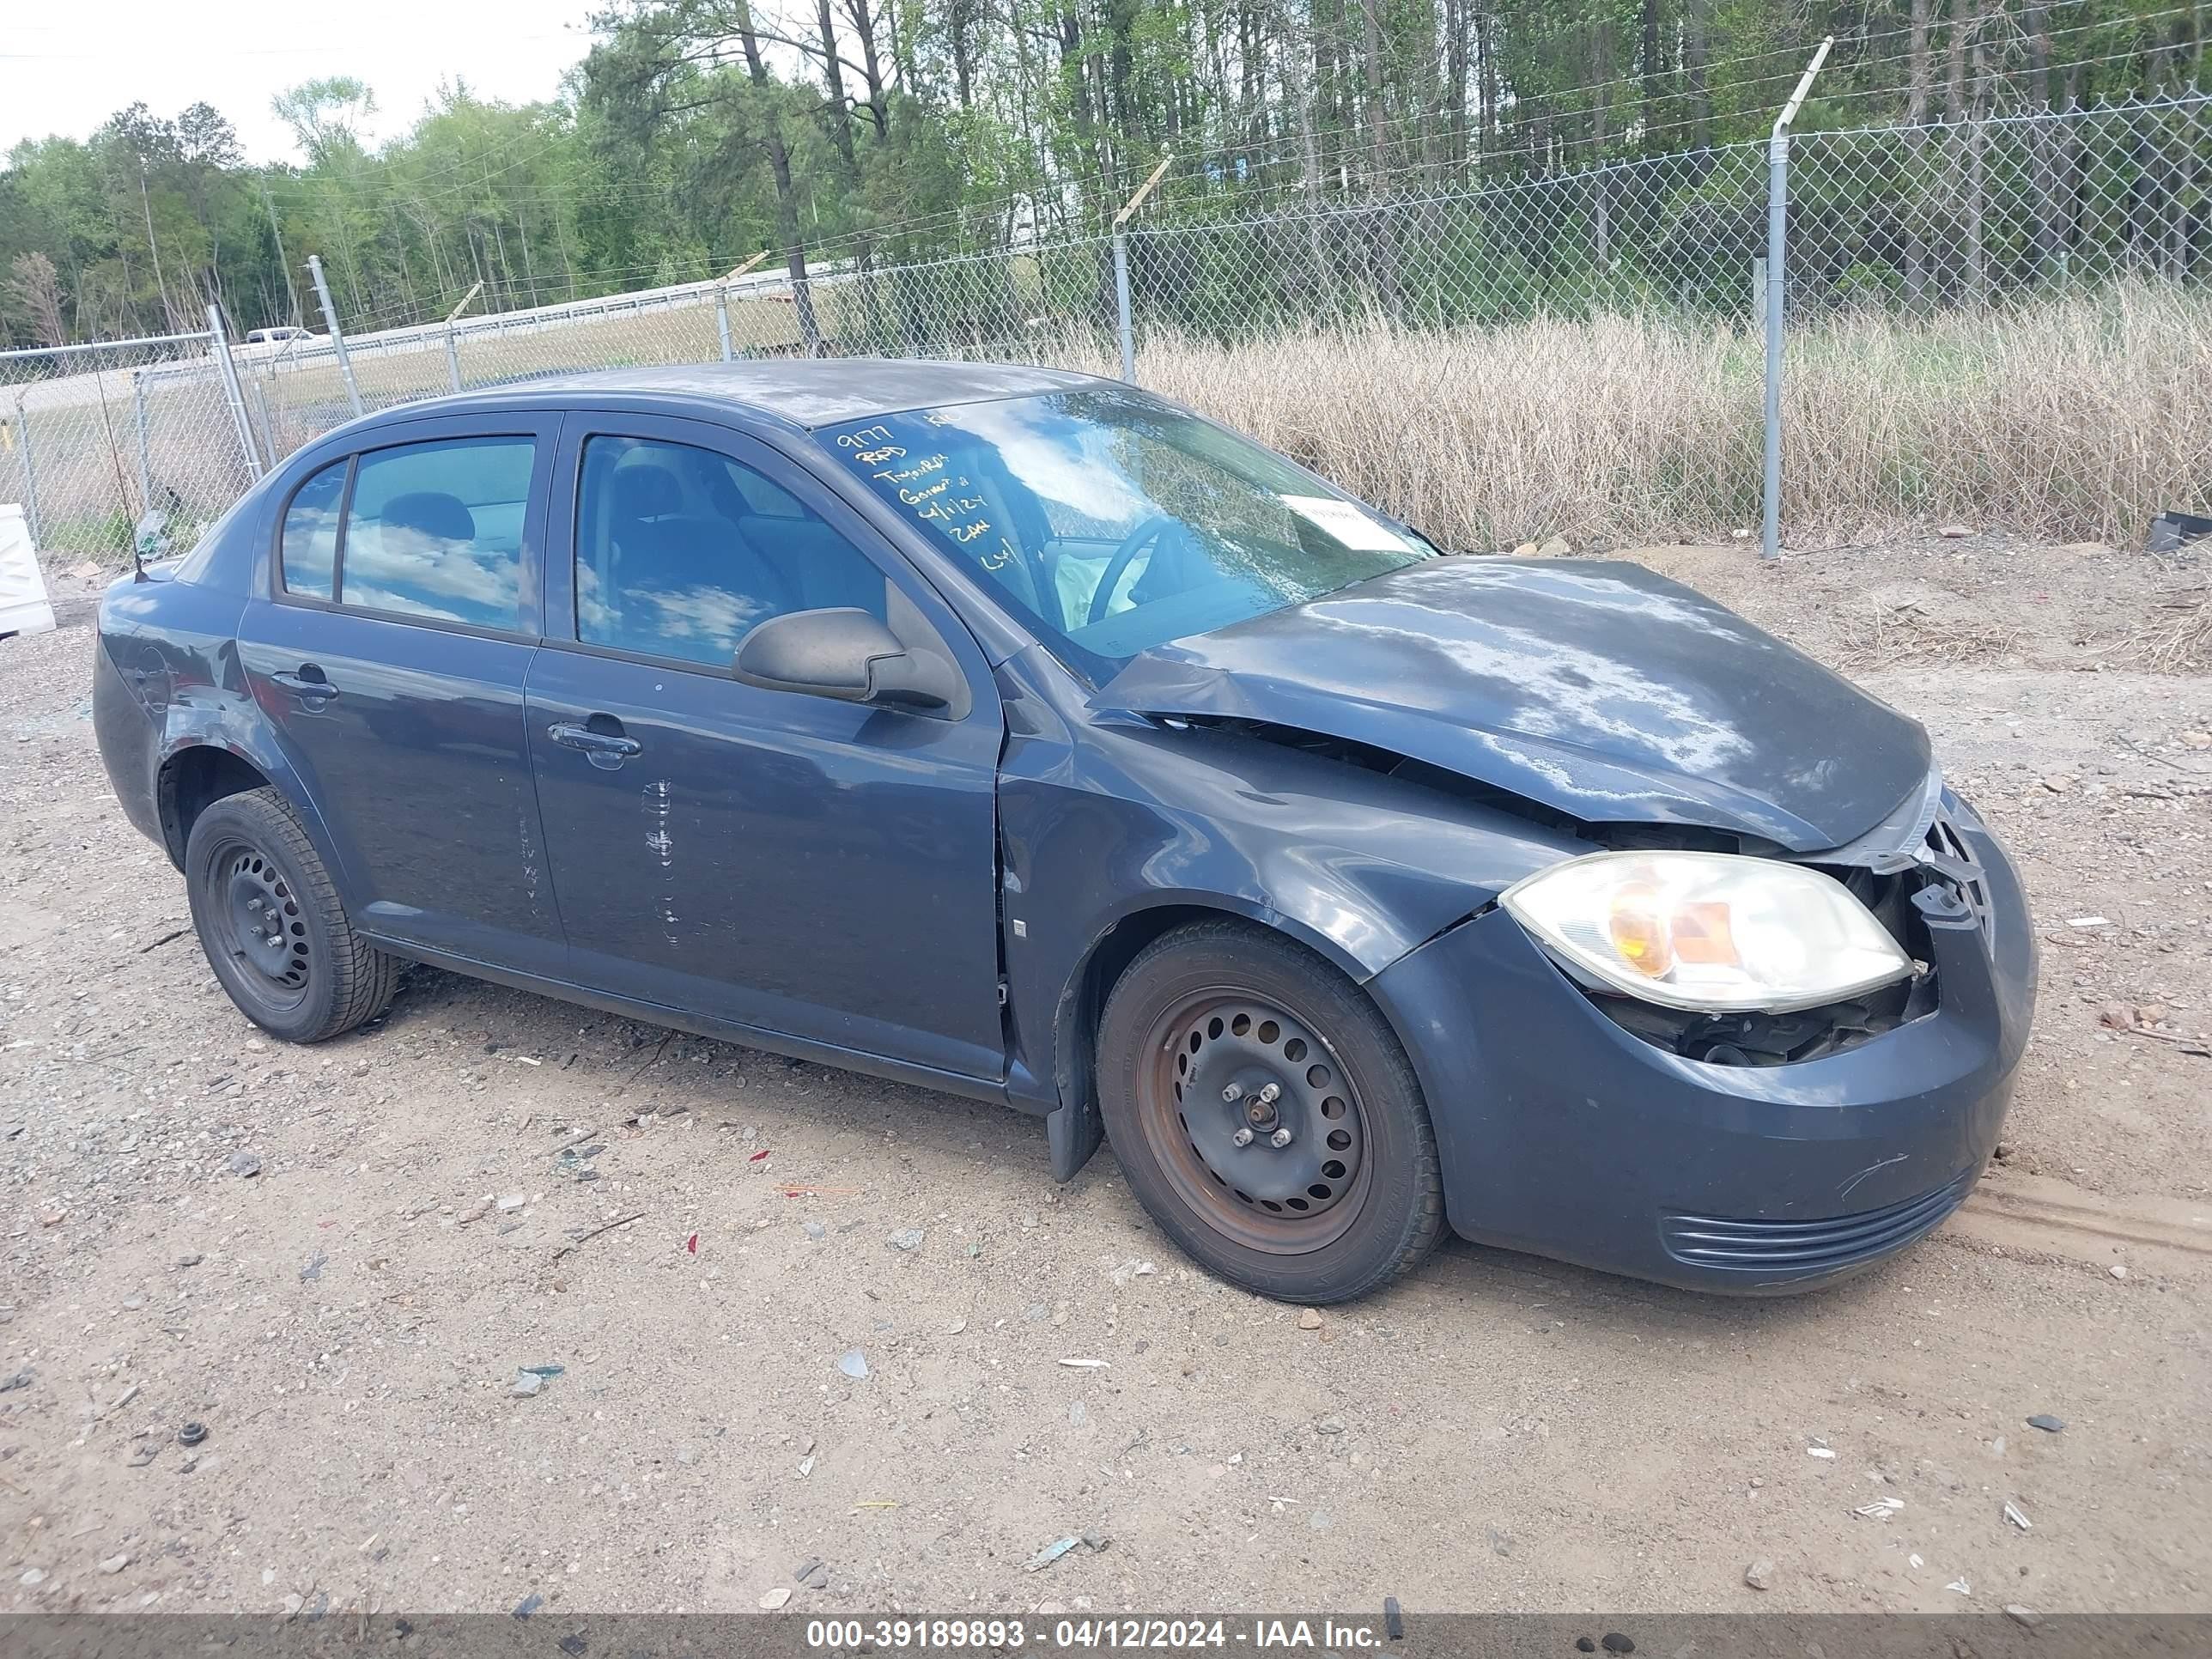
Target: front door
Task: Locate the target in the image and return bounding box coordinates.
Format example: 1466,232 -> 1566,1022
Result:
526,414 -> 1005,1080
237,416 -> 565,975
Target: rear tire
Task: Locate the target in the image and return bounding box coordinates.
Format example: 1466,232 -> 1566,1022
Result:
185,786 -> 399,1043
1096,919 -> 1444,1304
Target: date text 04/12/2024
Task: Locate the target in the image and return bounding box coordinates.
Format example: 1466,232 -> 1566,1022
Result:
803,1619 -> 1389,1650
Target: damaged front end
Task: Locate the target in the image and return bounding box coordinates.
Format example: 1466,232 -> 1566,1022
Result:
1357,770 -> 2036,1292
1574,771 -> 1980,1069
1131,708 -> 1969,1073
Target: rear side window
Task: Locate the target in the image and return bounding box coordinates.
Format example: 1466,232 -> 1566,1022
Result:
341,438 -> 535,629
280,459 -> 345,599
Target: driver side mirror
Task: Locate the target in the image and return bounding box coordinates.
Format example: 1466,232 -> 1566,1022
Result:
732,607 -> 960,713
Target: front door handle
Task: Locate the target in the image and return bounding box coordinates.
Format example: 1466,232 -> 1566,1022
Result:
270,667 -> 338,703
547,720 -> 642,769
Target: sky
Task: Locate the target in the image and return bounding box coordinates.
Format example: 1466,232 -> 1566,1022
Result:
0,0 -> 603,163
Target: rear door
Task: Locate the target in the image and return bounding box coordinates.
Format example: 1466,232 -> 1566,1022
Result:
525,411 -> 1006,1079
237,414 -> 565,975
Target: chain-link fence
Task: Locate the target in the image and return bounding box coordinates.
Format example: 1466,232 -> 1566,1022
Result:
4,93 -> 2203,562
1790,94 -> 2210,311
0,330 -> 263,561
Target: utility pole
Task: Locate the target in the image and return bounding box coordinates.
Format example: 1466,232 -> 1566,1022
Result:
263,182 -> 301,327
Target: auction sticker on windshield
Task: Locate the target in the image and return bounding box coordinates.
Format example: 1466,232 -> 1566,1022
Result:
1278,494 -> 1415,553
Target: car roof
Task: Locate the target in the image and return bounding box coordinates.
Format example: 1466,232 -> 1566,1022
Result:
367,359 -> 1113,433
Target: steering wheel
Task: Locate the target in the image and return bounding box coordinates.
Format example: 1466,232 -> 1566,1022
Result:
1087,514 -> 1179,626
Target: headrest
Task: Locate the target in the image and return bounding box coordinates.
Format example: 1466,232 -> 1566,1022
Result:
379,491 -> 475,545
609,465 -> 682,521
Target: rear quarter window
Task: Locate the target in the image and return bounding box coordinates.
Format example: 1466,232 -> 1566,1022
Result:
279,459 -> 346,599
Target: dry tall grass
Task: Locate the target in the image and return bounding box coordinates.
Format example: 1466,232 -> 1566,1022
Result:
17,281 -> 2206,559
1050,283 -> 2212,551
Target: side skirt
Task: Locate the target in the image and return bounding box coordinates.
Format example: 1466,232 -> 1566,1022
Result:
361,933 -> 1022,1113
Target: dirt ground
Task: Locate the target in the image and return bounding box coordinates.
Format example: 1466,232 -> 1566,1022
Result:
2,537 -> 2209,1620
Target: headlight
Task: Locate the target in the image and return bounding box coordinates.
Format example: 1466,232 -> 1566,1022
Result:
1500,850 -> 1915,1014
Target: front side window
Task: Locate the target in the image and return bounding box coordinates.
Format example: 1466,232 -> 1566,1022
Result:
573,434 -> 885,669
818,389 -> 1435,684
279,459 -> 345,599
336,437 -> 536,629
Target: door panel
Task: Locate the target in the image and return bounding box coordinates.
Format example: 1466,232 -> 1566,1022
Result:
526,651 -> 1000,1074
239,415 -> 563,975
237,608 -> 562,973
526,413 -> 1005,1079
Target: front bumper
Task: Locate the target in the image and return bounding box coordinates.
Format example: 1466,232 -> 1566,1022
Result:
1370,800 -> 2037,1293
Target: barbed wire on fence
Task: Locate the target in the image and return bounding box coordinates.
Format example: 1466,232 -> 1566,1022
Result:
3,92 -> 2203,562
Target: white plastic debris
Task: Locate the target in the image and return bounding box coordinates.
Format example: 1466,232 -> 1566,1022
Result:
0,507 -> 57,638
1853,1498 -> 1905,1518
2064,915 -> 2111,928
2004,1501 -> 2033,1531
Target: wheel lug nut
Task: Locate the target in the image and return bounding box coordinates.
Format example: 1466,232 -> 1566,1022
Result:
1256,1082 -> 1281,1106
1268,1127 -> 1293,1148
1231,1127 -> 1254,1147
1221,1082 -> 1244,1103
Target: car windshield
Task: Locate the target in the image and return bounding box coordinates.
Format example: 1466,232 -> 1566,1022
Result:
817,389 -> 1435,684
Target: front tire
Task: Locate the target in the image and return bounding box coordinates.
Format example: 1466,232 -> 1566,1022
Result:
1096,919 -> 1444,1304
185,787 -> 399,1043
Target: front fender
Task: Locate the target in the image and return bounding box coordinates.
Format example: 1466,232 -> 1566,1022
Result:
994,660 -> 1582,1146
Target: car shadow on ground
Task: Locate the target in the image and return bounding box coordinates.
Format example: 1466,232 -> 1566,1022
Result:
377,959 -> 1919,1336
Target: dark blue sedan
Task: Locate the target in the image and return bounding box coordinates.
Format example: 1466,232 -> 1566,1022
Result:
90,362 -> 2035,1301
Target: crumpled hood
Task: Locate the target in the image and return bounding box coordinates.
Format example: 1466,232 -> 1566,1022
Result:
1091,557 -> 1932,854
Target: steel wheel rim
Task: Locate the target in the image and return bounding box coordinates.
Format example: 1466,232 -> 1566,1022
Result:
1134,988 -> 1372,1255
207,838 -> 312,1012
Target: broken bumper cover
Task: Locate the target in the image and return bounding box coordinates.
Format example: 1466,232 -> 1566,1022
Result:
1370,801 -> 2036,1293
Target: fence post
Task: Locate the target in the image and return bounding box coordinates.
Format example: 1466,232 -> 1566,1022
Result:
15,399 -> 41,550
307,254 -> 364,418
711,253 -> 768,366
1760,38 -> 1832,562
1109,153 -> 1175,386
206,304 -> 264,480
131,370 -> 153,518
1113,231 -> 1136,383
442,281 -> 482,396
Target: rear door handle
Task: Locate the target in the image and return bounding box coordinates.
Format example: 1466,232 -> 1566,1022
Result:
547,720 -> 642,768
270,667 -> 338,702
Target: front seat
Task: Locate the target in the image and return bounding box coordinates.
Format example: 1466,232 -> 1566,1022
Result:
609,463 -> 798,659
606,464 -> 683,546
357,490 -> 492,621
